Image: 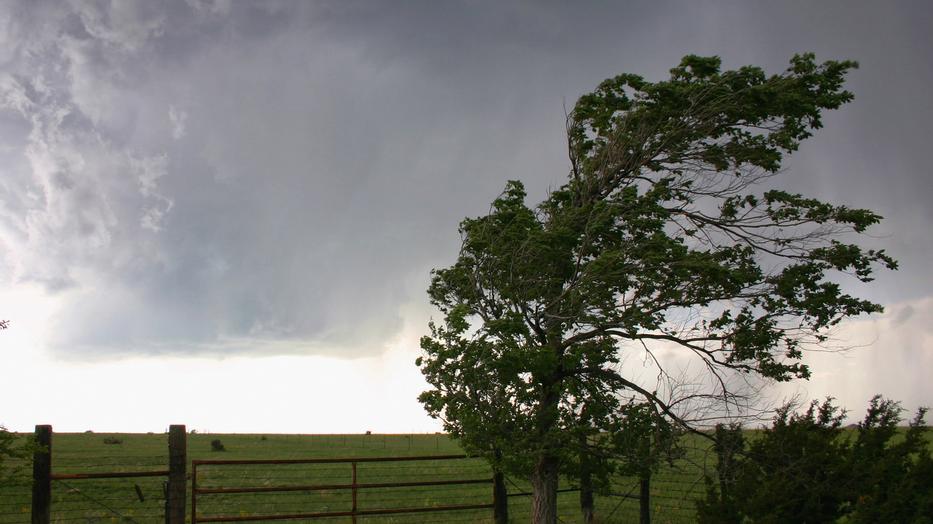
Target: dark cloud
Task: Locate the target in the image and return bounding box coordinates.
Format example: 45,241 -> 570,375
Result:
1,1 -> 930,358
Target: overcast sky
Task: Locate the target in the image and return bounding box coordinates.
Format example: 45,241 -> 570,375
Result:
1,0 -> 931,433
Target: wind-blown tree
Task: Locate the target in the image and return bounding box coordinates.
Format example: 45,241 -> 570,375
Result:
417,54 -> 895,523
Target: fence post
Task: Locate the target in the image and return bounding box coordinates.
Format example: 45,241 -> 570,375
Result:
31,425 -> 51,524
493,469 -> 508,524
579,432 -> 595,524
639,473 -> 650,524
493,449 -> 508,524
191,463 -> 198,524
351,461 -> 358,524
167,425 -> 187,524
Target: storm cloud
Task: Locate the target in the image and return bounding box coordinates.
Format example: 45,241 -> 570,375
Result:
1,0 -> 931,362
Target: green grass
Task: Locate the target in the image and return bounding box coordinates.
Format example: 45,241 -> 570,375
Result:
0,432 -> 711,523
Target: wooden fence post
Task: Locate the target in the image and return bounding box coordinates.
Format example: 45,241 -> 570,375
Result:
579,433 -> 595,524
639,473 -> 650,524
166,425 -> 187,524
493,449 -> 508,524
492,470 -> 508,524
31,425 -> 51,524
351,461 -> 358,524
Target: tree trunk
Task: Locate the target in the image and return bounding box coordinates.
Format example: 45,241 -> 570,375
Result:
532,344 -> 563,524
531,454 -> 559,524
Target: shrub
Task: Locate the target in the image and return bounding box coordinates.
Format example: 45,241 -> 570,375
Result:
1,425 -> 34,486
847,400 -> 933,523
210,439 -> 226,452
103,437 -> 123,445
698,396 -> 932,524
696,424 -> 745,524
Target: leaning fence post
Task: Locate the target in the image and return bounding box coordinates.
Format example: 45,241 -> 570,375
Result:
166,425 -> 187,524
31,424 -> 51,524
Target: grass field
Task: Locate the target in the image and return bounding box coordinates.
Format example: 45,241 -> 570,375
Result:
0,431 -> 712,523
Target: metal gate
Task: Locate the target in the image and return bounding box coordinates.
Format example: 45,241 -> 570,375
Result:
191,454 -> 496,522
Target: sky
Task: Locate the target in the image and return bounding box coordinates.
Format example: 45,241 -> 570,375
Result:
1,0 -> 931,433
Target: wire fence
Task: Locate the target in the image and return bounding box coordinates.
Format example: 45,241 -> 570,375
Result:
196,433 -> 459,454
0,457 -> 170,523
48,476 -> 168,523
51,449 -> 171,524
0,477 -> 31,523
2,430 -> 718,523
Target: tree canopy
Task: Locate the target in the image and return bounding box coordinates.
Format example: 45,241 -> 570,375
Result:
417,53 -> 895,523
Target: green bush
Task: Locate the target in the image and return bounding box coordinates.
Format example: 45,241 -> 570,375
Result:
0,425 -> 35,487
698,396 -> 931,524
847,400 -> 933,523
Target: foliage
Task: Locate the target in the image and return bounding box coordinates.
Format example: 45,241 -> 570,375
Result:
211,438 -> 226,452
0,425 -> 31,486
0,429 -> 35,488
695,423 -> 744,524
846,398 -> 933,523
738,399 -> 850,522
698,396 -> 932,524
607,401 -> 682,478
418,53 -> 894,521
1,321 -> 33,486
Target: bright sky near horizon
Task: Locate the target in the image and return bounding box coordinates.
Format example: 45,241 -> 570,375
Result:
1,1 -> 932,433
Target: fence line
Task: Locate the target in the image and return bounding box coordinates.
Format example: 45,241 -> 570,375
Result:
15,425 -> 716,523
30,425 -> 185,524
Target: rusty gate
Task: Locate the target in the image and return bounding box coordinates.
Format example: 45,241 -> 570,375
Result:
191,454 -> 498,522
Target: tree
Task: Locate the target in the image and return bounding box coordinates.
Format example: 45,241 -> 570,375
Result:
417,53 -> 895,523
